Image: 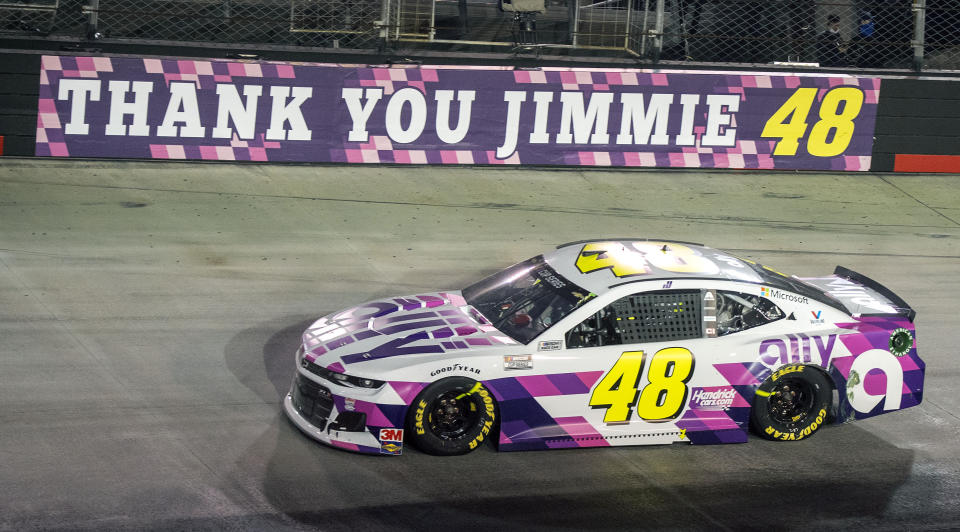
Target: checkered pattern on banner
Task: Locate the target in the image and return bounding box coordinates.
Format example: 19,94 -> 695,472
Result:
148,134 -> 283,161
141,58 -> 297,160
38,56 -> 301,160
330,135 -> 522,165
36,56 -> 116,157
38,56 -> 880,170
332,67 -> 521,164
141,58 -> 297,88
514,69 -> 879,171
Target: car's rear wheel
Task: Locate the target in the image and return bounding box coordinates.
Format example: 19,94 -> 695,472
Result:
751,364 -> 832,441
406,377 -> 497,455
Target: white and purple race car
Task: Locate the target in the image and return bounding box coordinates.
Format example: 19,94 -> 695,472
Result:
284,240 -> 924,455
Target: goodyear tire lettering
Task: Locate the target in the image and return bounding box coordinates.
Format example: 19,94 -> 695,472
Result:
407,378 -> 498,456
753,367 -> 832,442
468,420 -> 494,449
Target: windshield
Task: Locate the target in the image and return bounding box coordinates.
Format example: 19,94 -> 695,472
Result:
462,255 -> 595,344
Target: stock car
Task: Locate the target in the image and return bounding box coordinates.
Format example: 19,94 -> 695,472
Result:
284,240 -> 924,455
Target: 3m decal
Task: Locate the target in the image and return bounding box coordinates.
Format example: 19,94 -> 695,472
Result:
379,428 -> 404,455
589,347 -> 695,423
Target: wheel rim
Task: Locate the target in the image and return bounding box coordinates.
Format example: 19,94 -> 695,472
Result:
768,377 -> 816,426
427,390 -> 480,441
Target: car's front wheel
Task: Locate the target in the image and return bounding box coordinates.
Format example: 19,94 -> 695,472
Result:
751,364 -> 832,441
406,377 -> 497,455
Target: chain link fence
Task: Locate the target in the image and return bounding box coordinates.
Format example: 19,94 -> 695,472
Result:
924,0 -> 960,69
1,0 -> 958,71
1,0 -> 60,34
657,0 -> 916,69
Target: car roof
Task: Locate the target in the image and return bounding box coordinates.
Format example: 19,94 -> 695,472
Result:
544,239 -> 779,296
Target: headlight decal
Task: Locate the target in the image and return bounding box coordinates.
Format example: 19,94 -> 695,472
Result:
300,355 -> 385,389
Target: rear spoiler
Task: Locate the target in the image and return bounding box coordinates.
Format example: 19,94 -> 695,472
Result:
797,266 -> 916,322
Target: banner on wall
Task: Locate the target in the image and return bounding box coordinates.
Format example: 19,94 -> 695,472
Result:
36,55 -> 881,170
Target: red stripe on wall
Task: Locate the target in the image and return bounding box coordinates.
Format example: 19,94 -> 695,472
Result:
0,135 -> 4,156
894,154 -> 960,173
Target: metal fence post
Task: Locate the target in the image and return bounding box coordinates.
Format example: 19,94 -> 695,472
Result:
912,0 -> 926,71
623,0 -> 633,51
653,0 -> 664,61
570,0 -> 579,47
86,0 -> 100,39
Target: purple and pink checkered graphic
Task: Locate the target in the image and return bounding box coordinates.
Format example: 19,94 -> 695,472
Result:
832,317 -> 924,419
38,55 -> 880,171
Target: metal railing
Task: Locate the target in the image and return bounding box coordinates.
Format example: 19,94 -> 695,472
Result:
1,0 -> 957,71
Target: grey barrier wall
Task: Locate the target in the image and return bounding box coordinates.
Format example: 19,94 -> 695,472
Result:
1,48 -> 959,172
872,78 -> 960,172
0,53 -> 40,156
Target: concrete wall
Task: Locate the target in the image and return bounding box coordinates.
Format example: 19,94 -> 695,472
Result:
871,78 -> 960,172
0,52 -> 40,157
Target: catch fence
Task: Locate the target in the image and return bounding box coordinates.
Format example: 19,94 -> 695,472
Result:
2,0 -> 957,71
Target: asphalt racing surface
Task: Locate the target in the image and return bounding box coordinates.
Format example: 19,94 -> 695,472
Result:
2,159 -> 959,531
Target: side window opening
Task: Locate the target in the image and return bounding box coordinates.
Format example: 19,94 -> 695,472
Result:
711,290 -> 785,336
566,290 -> 702,349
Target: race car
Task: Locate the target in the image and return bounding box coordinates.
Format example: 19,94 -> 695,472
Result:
284,240 -> 924,455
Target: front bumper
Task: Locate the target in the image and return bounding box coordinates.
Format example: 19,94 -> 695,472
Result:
283,358 -> 410,455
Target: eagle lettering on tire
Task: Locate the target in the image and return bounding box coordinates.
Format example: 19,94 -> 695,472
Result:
406,377 -> 498,456
751,364 -> 832,441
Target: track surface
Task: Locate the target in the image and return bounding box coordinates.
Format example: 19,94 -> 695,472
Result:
2,159 -> 959,531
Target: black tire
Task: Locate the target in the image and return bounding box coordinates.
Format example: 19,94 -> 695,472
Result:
406,377 -> 497,456
751,364 -> 832,442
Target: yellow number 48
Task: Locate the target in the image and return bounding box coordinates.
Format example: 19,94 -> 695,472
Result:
761,86 -> 864,158
589,347 -> 695,423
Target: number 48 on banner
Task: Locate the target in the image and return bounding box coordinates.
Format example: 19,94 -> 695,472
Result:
761,87 -> 864,158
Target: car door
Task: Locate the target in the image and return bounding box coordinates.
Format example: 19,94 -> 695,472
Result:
531,286 -> 712,445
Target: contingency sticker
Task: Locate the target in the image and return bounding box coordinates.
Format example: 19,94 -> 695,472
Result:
379,428 -> 404,455
504,355 -> 533,370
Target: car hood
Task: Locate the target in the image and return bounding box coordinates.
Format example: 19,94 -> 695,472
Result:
302,291 -> 518,372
